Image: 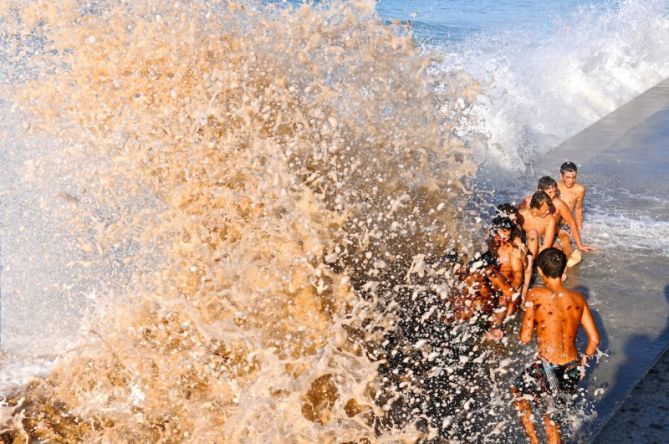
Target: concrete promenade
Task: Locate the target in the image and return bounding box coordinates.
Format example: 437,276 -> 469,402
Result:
531,78 -> 669,441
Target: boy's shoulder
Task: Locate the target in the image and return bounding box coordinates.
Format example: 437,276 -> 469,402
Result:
553,196 -> 570,208
526,286 -> 551,300
562,286 -> 586,304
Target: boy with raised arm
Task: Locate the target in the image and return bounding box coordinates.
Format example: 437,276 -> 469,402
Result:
489,216 -> 524,290
489,216 -> 524,315
513,248 -> 600,444
496,203 -> 533,301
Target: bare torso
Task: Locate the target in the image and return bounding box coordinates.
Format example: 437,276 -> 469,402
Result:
551,197 -> 571,226
524,287 -> 585,364
496,242 -> 523,288
521,194 -> 569,225
558,182 -> 584,214
454,273 -> 496,321
519,207 -> 552,238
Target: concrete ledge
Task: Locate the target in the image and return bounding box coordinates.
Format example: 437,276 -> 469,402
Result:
531,78 -> 669,442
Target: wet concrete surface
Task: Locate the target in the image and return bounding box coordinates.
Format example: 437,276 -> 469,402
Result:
595,345 -> 669,443
530,78 -> 669,441
474,77 -> 669,442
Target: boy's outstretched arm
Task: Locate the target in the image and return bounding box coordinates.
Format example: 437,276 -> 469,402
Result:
576,187 -> 585,230
540,218 -> 556,252
520,254 -> 533,302
580,303 -> 600,359
511,252 -> 524,290
559,200 -> 594,252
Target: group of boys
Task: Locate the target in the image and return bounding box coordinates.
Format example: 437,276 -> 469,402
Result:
452,162 -> 601,443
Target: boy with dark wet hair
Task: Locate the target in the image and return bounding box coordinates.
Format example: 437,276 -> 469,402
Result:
489,216 -> 524,309
496,203 -> 534,300
519,191 -> 556,259
513,248 -> 600,444
496,203 -> 525,243
520,176 -> 594,268
558,161 -> 587,231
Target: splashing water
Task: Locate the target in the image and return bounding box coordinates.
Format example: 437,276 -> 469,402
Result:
5,0 -> 661,439
433,0 -> 669,171
0,1 -> 509,441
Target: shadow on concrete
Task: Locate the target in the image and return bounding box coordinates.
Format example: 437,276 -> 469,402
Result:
573,286 -> 608,391
596,284 -> 669,434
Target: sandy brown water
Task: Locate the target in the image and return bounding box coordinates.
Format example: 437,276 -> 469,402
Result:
0,1 -> 490,442
3,1 -> 664,442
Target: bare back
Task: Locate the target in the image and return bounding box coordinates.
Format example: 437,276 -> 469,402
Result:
521,287 -> 586,364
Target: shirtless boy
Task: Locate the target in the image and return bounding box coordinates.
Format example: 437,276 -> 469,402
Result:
496,204 -> 534,300
519,191 -> 556,258
454,252 -> 516,339
557,162 -> 586,230
520,176 -> 594,266
489,216 -> 524,312
489,217 -> 524,288
513,248 -> 600,444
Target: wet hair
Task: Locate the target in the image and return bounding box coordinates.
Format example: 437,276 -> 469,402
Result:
529,190 -> 552,209
494,202 -> 526,243
536,248 -> 567,278
560,161 -> 578,174
488,216 -> 517,257
496,203 -> 518,218
468,251 -> 497,273
537,176 -> 558,191
492,216 -> 514,231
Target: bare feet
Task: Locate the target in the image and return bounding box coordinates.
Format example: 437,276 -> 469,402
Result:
566,249 -> 582,268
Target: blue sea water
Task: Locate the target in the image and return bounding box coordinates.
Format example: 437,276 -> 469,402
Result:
378,0 -> 599,43
376,0 -> 669,171
263,0 -> 669,170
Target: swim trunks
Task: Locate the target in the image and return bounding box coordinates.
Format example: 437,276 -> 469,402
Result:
514,358 -> 583,423
514,358 -> 581,400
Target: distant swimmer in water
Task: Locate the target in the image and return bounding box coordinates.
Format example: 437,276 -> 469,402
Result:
512,248 -> 600,444
488,216 -> 523,315
453,252 -> 516,340
518,191 -> 556,259
520,176 -> 595,268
